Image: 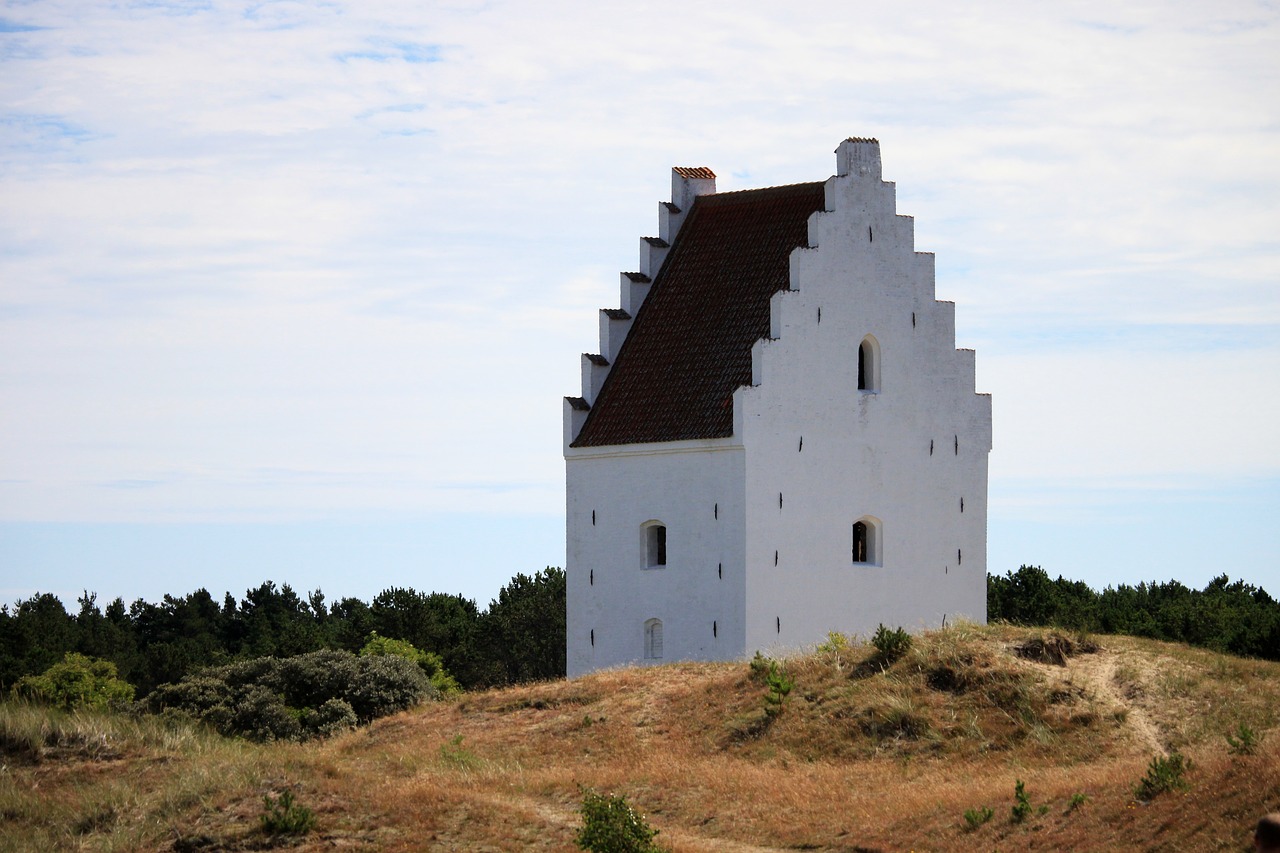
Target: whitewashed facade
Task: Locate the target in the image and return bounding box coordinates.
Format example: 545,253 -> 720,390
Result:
564,139 -> 991,677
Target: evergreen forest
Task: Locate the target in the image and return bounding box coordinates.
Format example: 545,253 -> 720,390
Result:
2,565 -> 1277,700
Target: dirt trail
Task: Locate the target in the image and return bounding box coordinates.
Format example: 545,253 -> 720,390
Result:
1072,650 -> 1165,756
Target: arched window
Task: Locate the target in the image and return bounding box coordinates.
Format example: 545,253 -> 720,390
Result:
857,335 -> 880,392
852,516 -> 882,565
644,618 -> 663,659
852,522 -> 868,562
643,522 -> 667,568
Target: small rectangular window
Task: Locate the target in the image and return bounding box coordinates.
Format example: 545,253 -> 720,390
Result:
646,524 -> 667,567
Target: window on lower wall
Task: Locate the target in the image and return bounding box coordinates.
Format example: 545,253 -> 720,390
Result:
858,335 -> 881,392
644,522 -> 667,568
852,517 -> 882,565
644,618 -> 663,659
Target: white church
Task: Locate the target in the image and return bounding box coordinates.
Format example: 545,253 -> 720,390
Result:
563,138 -> 991,677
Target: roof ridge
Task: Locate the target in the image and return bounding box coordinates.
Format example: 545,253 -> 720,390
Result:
699,180 -> 825,201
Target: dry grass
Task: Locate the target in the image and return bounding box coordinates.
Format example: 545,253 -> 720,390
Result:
3,625 -> 1278,851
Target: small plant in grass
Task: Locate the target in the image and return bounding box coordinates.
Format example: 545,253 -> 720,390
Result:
748,651 -> 771,682
817,631 -> 853,669
259,790 -> 315,836
1010,779 -> 1032,823
962,806 -> 993,831
576,788 -> 663,852
871,624 -> 912,663
762,661 -> 794,719
1225,722 -> 1261,755
1135,752 -> 1191,801
1067,792 -> 1089,812
440,734 -> 479,769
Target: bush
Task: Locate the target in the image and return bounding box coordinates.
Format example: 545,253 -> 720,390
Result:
1010,779 -> 1031,823
146,649 -> 433,741
963,806 -> 993,831
360,633 -> 461,696
762,661 -> 793,719
1225,722 -> 1261,755
13,653 -> 134,711
260,790 -> 315,836
1135,752 -> 1191,801
576,789 -> 663,853
871,624 -> 912,663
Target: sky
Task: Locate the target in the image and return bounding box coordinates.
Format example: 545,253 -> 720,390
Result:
1,0 -> 1277,612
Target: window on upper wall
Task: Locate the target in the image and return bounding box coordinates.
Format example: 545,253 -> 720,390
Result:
858,335 -> 881,392
644,523 -> 667,568
644,618 -> 663,659
852,517 -> 882,565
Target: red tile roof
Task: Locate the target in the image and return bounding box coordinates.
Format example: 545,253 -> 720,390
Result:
572,181 -> 827,447
672,166 -> 716,180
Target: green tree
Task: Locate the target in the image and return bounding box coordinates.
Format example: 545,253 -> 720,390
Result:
370,588 -> 481,685
475,567 -> 566,685
360,633 -> 461,695
14,652 -> 134,710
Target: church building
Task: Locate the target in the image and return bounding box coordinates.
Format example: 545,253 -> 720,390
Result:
563,138 -> 991,677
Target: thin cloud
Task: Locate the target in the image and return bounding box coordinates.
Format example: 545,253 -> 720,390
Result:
0,0 -> 1276,596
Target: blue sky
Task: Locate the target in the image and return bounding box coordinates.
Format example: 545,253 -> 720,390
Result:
1,0 -> 1277,610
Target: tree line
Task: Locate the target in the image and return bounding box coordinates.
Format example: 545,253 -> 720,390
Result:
0,567 -> 565,695
988,566 -> 1280,661
4,565 -> 1277,700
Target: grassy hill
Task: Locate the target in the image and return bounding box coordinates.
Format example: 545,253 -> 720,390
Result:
3,622 -> 1278,851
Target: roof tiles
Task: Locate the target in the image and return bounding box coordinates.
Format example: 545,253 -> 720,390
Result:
572,181 -> 827,447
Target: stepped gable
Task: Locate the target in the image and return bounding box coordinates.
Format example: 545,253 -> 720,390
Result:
572,180 -> 827,447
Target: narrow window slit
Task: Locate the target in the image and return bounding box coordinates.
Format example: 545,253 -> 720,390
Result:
590,569 -> 594,585
798,436 -> 804,452
930,439 -> 934,456
912,311 -> 916,328
774,550 -> 779,566
779,492 -> 783,509
591,510 -> 596,526
590,629 -> 594,646
957,549 -> 962,564
817,306 -> 822,324
960,497 -> 965,512
853,521 -> 868,563
718,562 -> 722,579
714,502 -> 718,520
954,435 -> 959,455
776,616 -> 781,634
868,226 -> 873,242
713,621 -> 718,638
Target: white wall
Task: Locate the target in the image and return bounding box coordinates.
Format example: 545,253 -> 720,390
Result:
736,139 -> 991,655
564,439 -> 747,677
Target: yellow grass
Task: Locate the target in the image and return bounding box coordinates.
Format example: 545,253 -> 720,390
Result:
3,624 -> 1278,851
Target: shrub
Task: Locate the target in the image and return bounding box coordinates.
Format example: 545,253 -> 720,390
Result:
260,790 -> 315,836
1067,792 -> 1089,812
1010,779 -> 1031,823
1225,722 -> 1261,755
576,789 -> 663,852
360,633 -> 462,696
963,806 -> 993,831
13,653 -> 134,711
762,661 -> 793,719
871,624 -> 912,663
302,698 -> 357,738
1135,752 -> 1191,801
146,649 -> 433,741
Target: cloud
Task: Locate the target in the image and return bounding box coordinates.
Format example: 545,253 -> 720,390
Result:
0,0 -> 1276,597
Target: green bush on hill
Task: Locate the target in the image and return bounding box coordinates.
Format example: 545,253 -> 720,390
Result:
13,652 -> 134,711
146,648 -> 433,741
